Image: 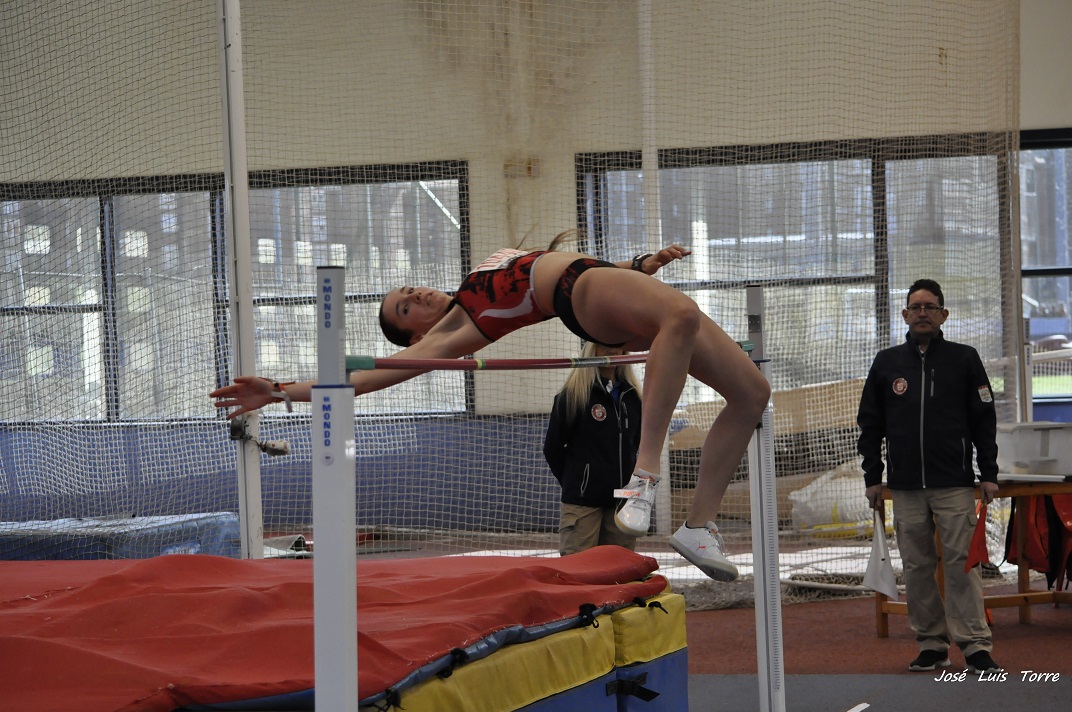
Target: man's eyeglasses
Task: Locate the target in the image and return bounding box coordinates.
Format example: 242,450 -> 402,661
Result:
906,304 -> 943,315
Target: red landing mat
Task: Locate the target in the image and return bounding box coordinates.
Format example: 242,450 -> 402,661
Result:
0,546 -> 666,712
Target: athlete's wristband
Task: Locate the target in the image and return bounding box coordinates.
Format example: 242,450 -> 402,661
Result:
260,378 -> 295,412
273,382 -> 294,413
631,253 -> 652,272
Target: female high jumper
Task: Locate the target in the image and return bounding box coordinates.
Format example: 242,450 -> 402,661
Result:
211,232 -> 770,581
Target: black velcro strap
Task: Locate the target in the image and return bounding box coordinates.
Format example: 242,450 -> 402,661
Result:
606,673 -> 659,701
437,648 -> 469,678
370,687 -> 403,711
578,602 -> 600,628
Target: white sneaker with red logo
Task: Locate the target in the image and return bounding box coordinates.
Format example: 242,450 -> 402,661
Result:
670,521 -> 739,581
613,469 -> 661,536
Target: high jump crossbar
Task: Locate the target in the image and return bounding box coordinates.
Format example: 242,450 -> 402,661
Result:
344,340 -> 753,373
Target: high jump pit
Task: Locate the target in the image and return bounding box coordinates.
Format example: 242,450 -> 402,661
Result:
0,544 -> 688,712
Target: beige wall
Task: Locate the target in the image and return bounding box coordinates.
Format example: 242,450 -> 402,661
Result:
1021,0 -> 1072,130
6,1 -> 1053,184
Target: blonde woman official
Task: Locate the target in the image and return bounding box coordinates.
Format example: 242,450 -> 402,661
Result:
543,342 -> 643,555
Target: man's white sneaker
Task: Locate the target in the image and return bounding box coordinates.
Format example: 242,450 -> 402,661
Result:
613,470 -> 661,536
670,521 -> 739,581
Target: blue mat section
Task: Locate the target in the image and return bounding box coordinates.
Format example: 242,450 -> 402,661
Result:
181,689 -> 313,711
0,512 -> 241,560
182,649 -> 689,712
519,669 -> 620,712
516,649 -> 689,712
613,648 -> 690,712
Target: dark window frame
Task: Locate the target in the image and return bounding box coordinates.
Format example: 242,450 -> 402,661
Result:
1020,128 -> 1072,283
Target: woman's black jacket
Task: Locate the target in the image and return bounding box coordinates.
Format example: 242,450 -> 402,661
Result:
543,380 -> 641,507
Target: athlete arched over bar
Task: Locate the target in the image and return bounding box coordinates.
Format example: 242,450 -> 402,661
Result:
211,232 -> 770,581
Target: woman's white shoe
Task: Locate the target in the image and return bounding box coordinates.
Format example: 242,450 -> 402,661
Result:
613,470 -> 661,536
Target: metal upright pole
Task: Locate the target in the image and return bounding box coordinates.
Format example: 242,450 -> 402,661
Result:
747,285 -> 786,712
312,266 -> 358,707
217,0 -> 262,558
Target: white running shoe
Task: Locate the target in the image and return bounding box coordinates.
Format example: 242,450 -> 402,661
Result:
613,470 -> 661,536
670,521 -> 739,581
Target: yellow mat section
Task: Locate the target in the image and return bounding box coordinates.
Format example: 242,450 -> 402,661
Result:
612,590 -> 688,667
375,619 -> 615,712
369,591 -> 686,712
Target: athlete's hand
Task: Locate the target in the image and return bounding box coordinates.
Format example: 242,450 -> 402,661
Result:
643,244 -> 692,275
210,376 -> 275,419
979,480 -> 999,505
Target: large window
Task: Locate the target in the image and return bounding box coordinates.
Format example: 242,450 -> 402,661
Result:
0,181 -> 219,421
579,136 -> 1011,405
243,164 -> 468,414
1020,130 -> 1072,399
0,162 -> 469,422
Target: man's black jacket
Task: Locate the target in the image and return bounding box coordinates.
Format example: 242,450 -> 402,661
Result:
857,331 -> 998,490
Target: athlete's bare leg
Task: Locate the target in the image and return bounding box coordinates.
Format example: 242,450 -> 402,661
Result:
625,292 -> 700,475
568,268 -> 769,526
568,269 -> 700,472
683,315 -> 770,525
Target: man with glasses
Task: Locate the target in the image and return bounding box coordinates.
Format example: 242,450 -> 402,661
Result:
857,278 -> 1002,676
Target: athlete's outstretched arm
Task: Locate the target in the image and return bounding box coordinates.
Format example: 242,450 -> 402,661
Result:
612,244 -> 692,275
210,309 -> 490,418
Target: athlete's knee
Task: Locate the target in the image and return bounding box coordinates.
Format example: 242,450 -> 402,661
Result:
734,372 -> 770,416
661,297 -> 702,337
753,374 -> 771,400
750,378 -> 772,411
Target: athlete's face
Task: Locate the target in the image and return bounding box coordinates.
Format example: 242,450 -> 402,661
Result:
382,286 -> 452,344
902,288 -> 947,340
